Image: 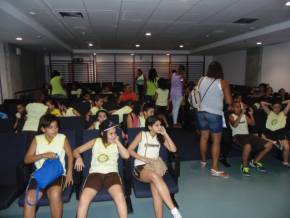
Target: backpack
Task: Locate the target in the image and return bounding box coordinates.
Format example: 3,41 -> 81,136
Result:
188,77 -> 216,111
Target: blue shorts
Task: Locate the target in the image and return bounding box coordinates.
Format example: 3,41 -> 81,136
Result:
196,111 -> 223,133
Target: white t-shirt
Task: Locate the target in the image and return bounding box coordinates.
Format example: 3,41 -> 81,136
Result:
134,131 -> 161,166
156,88 -> 169,106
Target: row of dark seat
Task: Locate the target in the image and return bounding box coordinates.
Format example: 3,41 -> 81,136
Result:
0,128 -> 180,212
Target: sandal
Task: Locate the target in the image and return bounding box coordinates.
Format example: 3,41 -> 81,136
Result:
210,169 -> 230,179
200,161 -> 207,168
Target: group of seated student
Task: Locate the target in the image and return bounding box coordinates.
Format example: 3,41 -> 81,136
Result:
23,113 -> 182,218
226,83 -> 290,176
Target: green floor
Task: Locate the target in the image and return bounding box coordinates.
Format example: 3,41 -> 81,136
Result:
1,157 -> 289,218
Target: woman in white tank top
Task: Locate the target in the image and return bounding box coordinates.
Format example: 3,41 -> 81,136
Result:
128,116 -> 182,218
24,114 -> 74,218
196,61 -> 232,178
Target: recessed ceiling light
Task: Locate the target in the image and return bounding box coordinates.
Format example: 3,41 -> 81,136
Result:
135,44 -> 140,48
36,35 -> 42,39
285,1 -> 290,6
82,31 -> 86,35
88,43 -> 93,47
256,41 -> 262,45
206,34 -> 210,38
93,53 -> 96,56
166,53 -> 170,56
179,44 -> 184,48
16,37 -> 23,41
145,32 -> 151,36
130,53 -> 134,56
29,11 -> 36,16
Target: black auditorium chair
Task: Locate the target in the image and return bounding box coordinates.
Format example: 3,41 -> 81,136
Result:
18,129 -> 77,207
0,133 -> 27,209
127,128 -> 180,208
0,118 -> 14,133
75,129 -> 133,213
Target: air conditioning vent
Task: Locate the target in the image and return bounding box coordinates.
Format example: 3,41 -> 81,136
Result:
233,18 -> 258,24
59,12 -> 83,18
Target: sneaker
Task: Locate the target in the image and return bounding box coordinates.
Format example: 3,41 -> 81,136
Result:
171,208 -> 182,218
240,165 -> 251,177
249,160 -> 267,173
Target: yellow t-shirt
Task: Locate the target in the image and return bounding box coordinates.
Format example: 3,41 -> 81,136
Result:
51,109 -> 62,116
35,133 -> 66,174
63,107 -> 76,117
89,138 -> 119,174
90,106 -> 103,115
50,76 -> 66,96
266,111 -> 286,131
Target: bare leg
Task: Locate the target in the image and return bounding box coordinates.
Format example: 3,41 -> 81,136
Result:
254,142 -> 273,163
24,189 -> 43,218
211,132 -> 222,171
47,185 -> 63,218
200,130 -> 210,163
77,188 -> 98,218
282,140 -> 290,163
140,169 -> 175,210
242,144 -> 252,166
108,184 -> 128,218
150,183 -> 163,218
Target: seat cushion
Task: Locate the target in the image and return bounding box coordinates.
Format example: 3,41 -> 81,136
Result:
18,185 -> 73,207
0,185 -> 19,209
132,174 -> 178,198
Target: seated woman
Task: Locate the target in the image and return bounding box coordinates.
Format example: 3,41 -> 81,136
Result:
59,101 -> 80,117
261,100 -> 290,167
128,116 -> 182,218
117,84 -> 138,105
46,99 -> 62,116
229,102 -> 273,176
73,119 -> 129,218
86,95 -> 105,122
88,109 -> 109,130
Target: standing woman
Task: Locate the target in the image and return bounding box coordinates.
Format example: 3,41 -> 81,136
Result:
50,70 -> 67,98
146,68 -> 159,102
170,66 -> 185,128
197,61 -> 232,178
136,69 -> 145,100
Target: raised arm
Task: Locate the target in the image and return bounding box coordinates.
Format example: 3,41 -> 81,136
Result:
260,101 -> 271,115
159,127 -> 177,152
114,137 -> 130,159
246,107 -> 255,126
282,100 -> 290,115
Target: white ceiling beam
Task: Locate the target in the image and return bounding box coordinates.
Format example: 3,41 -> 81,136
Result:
0,1 -> 72,52
192,19 -> 290,53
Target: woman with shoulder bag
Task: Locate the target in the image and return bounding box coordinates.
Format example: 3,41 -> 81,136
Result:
128,115 -> 182,218
196,61 -> 232,178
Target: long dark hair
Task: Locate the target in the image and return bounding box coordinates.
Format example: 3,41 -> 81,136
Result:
206,61 -> 224,79
145,115 -> 164,144
148,68 -> 158,82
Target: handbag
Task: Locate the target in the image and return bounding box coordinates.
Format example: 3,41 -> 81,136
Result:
143,132 -> 167,177
26,155 -> 64,206
189,77 -> 216,111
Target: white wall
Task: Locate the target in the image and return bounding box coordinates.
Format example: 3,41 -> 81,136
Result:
261,41 -> 290,92
214,50 -> 247,85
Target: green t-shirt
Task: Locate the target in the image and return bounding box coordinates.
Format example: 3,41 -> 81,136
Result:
146,77 -> 159,96
50,76 -> 66,96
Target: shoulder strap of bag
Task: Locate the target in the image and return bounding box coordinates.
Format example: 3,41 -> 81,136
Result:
200,78 -> 216,103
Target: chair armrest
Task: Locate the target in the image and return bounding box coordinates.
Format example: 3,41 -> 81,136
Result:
167,152 -> 180,179
73,168 -> 83,200
122,158 -> 132,196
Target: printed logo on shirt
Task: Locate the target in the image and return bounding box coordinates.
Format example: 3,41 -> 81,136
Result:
271,119 -> 278,126
145,143 -> 160,148
97,154 -> 109,163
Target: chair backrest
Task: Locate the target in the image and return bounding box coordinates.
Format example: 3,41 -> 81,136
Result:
127,128 -> 169,164
59,116 -> 85,146
70,101 -> 91,116
0,133 -> 26,186
60,129 -> 76,149
0,118 -> 14,133
82,130 -> 124,177
253,109 -> 267,133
